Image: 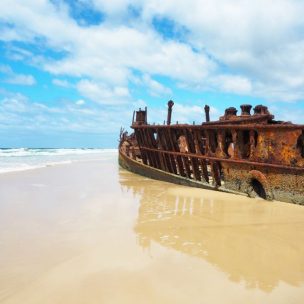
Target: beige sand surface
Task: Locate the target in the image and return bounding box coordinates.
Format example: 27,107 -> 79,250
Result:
0,153 -> 304,304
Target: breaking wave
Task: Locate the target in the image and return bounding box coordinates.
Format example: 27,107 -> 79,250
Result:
0,148 -> 117,174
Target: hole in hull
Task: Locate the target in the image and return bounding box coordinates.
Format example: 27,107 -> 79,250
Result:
251,179 -> 267,199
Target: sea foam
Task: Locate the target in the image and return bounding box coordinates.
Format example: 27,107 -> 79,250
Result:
0,148 -> 117,174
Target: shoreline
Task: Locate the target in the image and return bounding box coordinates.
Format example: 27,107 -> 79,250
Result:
0,149 -> 118,175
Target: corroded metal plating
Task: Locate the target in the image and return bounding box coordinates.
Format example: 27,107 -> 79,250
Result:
119,101 -> 304,204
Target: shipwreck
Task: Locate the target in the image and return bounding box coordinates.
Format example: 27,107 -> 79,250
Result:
119,101 -> 304,205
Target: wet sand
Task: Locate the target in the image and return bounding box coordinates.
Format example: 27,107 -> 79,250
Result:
0,153 -> 304,304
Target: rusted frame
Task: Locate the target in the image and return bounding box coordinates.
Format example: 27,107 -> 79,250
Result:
134,129 -> 148,165
183,128 -> 201,181
210,161 -> 221,187
145,128 -> 161,169
174,129 -> 191,178
140,146 -> 304,172
194,129 -> 207,155
160,128 -> 176,174
163,128 -> 178,174
157,128 -> 175,174
169,128 -> 186,177
133,124 -> 304,131
156,129 -> 171,173
249,130 -> 256,160
231,129 -> 239,159
217,129 -> 227,158
204,129 -> 212,156
182,153 -> 192,179
141,128 -> 156,167
157,129 -> 172,173
193,129 -> 209,183
140,128 -> 153,167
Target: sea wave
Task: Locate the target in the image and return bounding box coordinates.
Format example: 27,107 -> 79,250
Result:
0,161 -> 73,174
0,148 -> 117,157
0,148 -> 117,174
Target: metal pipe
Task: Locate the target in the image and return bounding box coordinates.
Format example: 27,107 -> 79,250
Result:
132,110 -> 135,125
167,100 -> 174,125
240,104 -> 252,116
204,105 -> 210,122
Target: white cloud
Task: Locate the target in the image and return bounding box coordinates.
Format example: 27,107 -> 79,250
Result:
6,45 -> 33,61
0,91 -> 132,133
0,65 -> 11,74
269,104 -> 304,124
6,74 -> 36,86
41,25 -> 212,86
91,0 -> 304,101
92,0 -> 138,16
137,0 -> 304,101
0,0 -> 304,102
52,78 -> 72,88
0,1 -> 213,96
141,74 -> 172,97
0,64 -> 36,86
212,75 -> 252,95
77,79 -> 130,104
76,99 -> 85,105
1,94 -> 28,113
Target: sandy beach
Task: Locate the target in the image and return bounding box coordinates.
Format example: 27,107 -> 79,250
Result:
0,152 -> 304,304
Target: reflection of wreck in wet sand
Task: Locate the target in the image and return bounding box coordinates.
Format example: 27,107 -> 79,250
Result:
119,171 -> 304,292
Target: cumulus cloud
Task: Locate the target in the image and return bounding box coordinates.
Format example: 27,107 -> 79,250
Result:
0,91 -> 131,133
76,79 -> 130,104
91,0 -> 138,17
0,64 -> 36,86
90,0 -> 304,101
138,0 -> 304,101
212,75 -> 252,95
76,99 -> 85,105
0,0 -> 213,97
52,78 -> 72,88
141,74 -> 172,97
5,74 -> 36,86
1,0 -> 304,104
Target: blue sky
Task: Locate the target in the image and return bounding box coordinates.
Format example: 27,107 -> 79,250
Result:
0,0 -> 304,148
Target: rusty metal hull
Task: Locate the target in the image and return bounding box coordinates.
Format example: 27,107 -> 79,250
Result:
221,163 -> 304,204
119,102 -> 304,205
119,149 -> 246,196
119,149 -> 211,189
119,148 -> 304,205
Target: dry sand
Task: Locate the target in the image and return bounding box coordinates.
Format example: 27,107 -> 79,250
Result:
0,154 -> 304,304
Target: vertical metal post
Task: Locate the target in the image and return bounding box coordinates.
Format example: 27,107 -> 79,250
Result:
183,129 -> 201,181
164,128 -> 177,174
170,129 -> 186,177
204,105 -> 210,122
167,100 -> 174,125
132,110 -> 135,125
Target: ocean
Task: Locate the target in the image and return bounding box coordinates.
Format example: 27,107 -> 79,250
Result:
0,148 -> 117,173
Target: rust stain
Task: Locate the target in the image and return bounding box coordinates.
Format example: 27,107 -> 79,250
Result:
119,101 -> 304,205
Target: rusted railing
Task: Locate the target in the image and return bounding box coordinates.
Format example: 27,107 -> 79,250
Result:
131,123 -> 304,188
